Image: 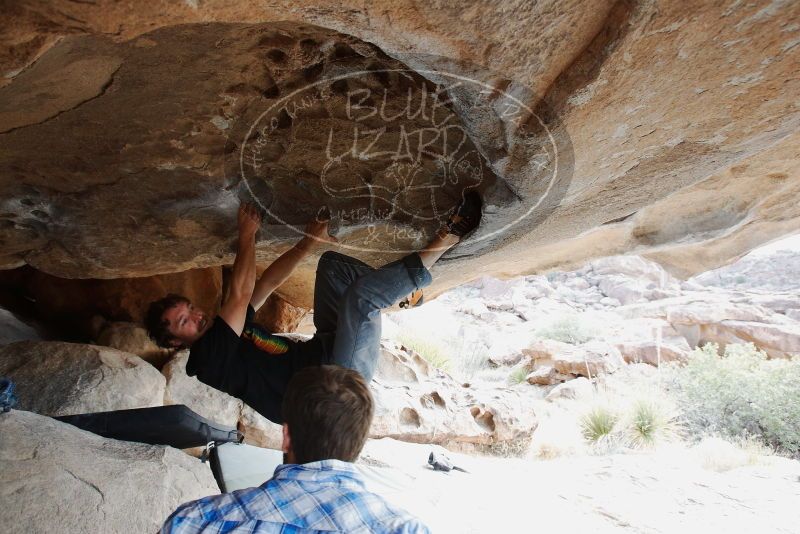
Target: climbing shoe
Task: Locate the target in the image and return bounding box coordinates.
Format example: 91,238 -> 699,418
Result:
445,190 -> 482,238
399,289 -> 424,309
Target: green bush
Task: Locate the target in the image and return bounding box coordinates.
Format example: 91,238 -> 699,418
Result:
664,342 -> 800,455
535,314 -> 597,345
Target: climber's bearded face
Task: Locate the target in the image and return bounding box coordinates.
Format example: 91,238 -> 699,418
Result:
162,301 -> 211,348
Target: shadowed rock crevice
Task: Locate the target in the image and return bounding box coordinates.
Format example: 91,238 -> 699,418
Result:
533,0 -> 637,122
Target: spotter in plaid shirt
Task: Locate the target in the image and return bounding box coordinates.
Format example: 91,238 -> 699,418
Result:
161,460 -> 430,534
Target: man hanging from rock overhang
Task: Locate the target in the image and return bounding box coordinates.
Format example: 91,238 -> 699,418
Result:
145,193 -> 481,425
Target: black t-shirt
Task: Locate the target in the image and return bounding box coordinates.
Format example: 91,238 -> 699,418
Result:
185,305 -> 325,424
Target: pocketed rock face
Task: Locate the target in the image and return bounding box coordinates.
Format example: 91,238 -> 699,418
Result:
0,341 -> 165,416
370,341 -> 537,452
0,2 -> 798,307
0,410 -> 219,533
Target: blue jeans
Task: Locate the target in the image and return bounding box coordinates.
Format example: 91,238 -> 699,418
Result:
312,251 -> 432,382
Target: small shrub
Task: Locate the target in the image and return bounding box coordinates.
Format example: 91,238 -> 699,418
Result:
397,334 -> 451,371
580,406 -> 618,443
479,435 -> 533,458
624,399 -> 681,449
454,341 -> 490,382
508,366 -> 530,385
664,342 -> 800,456
694,435 -> 773,472
536,314 -> 596,345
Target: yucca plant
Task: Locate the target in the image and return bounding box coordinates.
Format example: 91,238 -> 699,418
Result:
624,399 -> 681,449
580,406 -> 618,444
508,366 -> 530,385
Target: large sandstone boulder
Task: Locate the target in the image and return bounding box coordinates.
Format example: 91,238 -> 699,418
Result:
550,341 -> 625,378
694,321 -> 800,360
662,300 -> 800,358
0,2 -> 798,306
238,404 -> 284,450
161,352 -> 243,427
545,376 -> 594,402
589,256 -> 682,305
374,342 -> 434,383
0,307 -> 39,346
369,379 -> 537,452
94,320 -> 172,368
521,338 -> 624,379
614,338 -> 691,366
0,410 -> 219,533
253,293 -> 309,333
0,341 -> 165,416
369,340 -> 537,451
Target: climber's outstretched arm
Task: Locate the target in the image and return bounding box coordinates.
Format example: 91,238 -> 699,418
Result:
250,220 -> 336,312
218,203 -> 261,336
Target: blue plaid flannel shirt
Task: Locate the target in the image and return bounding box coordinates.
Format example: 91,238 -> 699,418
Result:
161,460 -> 430,533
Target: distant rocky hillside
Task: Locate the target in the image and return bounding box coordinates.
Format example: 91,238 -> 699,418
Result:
691,235 -> 800,292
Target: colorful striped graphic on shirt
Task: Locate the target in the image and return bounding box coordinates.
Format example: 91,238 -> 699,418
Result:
243,324 -> 289,355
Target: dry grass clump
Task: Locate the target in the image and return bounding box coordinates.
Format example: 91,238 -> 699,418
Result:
535,313 -> 597,345
693,435 -> 774,472
578,398 -> 680,453
397,334 -> 451,372
508,366 -> 530,385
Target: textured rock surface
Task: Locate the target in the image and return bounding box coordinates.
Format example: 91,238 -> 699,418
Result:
691,235 -> 800,292
94,320 -> 172,367
238,404 -> 284,450
370,341 -> 537,451
0,2 -> 797,307
526,365 -> 572,386
614,338 -> 691,366
0,410 -> 219,533
0,341 -> 165,416
683,320 -> 800,360
162,352 -> 243,427
545,376 -> 594,401
253,293 -> 309,333
0,307 -> 39,346
550,341 -> 626,378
